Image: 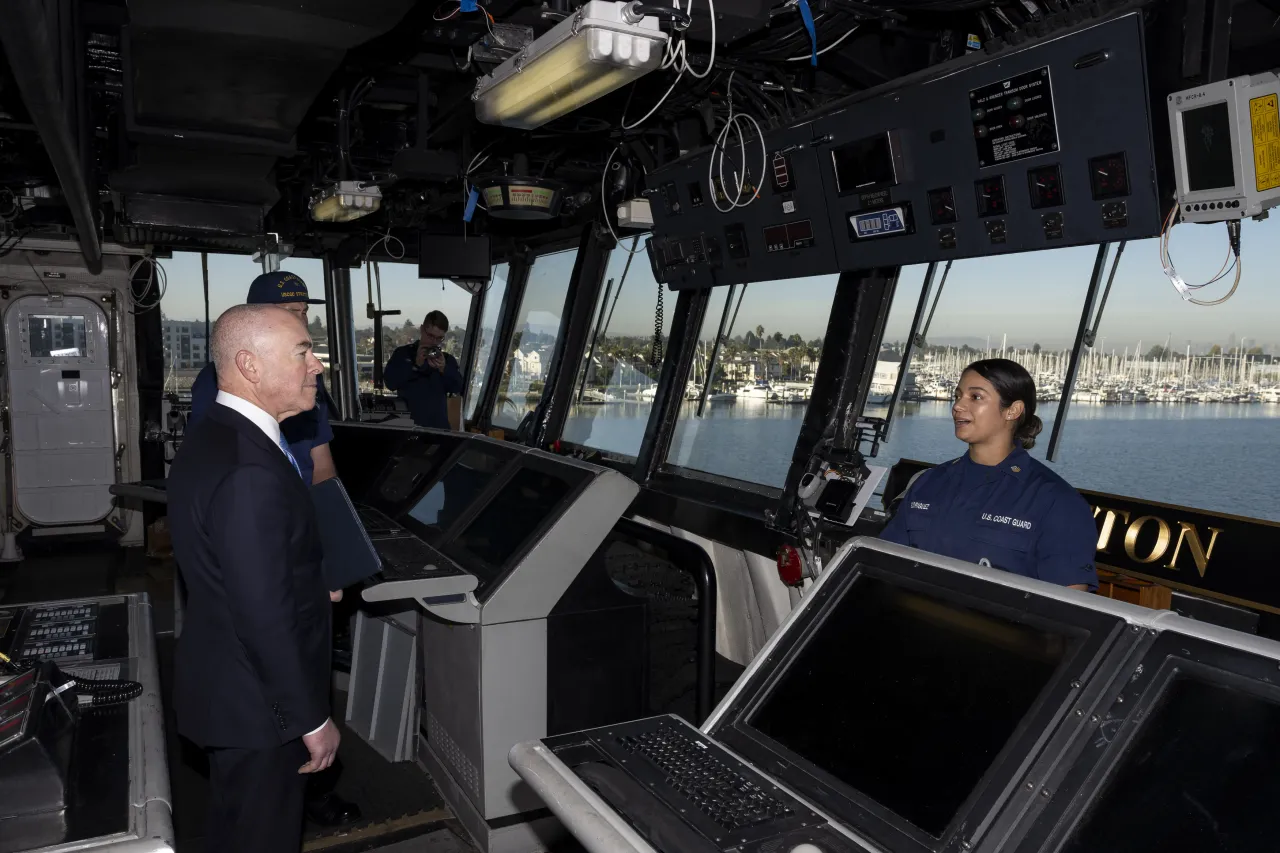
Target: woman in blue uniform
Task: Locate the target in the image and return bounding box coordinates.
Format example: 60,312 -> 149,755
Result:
880,358 -> 1098,590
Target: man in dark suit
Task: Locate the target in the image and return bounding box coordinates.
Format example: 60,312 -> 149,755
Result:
168,303 -> 341,853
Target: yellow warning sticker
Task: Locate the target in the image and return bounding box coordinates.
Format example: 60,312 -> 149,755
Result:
1250,93 -> 1280,193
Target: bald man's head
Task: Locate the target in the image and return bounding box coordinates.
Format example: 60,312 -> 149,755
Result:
212,303 -> 324,422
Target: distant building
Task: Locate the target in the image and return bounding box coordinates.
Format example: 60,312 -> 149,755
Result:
162,320 -> 208,369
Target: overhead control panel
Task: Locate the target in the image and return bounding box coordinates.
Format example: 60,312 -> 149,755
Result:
644,122 -> 840,290
645,13 -> 1162,289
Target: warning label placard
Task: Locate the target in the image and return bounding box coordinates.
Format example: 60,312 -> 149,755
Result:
1250,93 -> 1280,193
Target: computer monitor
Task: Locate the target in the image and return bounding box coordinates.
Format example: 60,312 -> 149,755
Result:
714,551 -> 1125,853
402,443 -> 517,545
442,458 -> 591,597
1014,630 -> 1280,853
362,432 -> 466,516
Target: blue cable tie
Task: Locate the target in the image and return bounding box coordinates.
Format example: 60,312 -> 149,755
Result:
797,0 -> 818,66
464,187 -> 479,222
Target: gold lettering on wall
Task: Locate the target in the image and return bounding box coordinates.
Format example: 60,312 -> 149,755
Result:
1093,506 -> 1132,554
1123,516 -> 1173,564
1166,522 -> 1224,577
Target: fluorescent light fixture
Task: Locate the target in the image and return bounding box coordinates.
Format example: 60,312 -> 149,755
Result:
473,1 -> 668,130
309,180 -> 382,223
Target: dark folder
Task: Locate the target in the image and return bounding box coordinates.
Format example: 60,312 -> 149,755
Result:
310,477 -> 382,590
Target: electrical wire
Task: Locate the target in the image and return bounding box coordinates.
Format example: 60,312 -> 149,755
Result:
785,25 -> 859,59
1158,206 -> 1242,307
128,255 -> 167,314
601,146 -> 645,254
709,71 -> 766,213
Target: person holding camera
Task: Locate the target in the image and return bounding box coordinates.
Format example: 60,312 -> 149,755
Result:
383,310 -> 463,429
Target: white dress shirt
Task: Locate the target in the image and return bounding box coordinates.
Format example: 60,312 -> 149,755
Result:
215,391 -> 330,738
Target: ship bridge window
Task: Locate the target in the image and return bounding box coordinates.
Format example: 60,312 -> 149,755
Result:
665,275 -> 839,488
353,261 -> 475,400
489,248 -> 578,431
464,262 -> 509,421
866,246 -> 1096,477
560,238 -> 674,459
1046,216 -> 1280,522
158,253 -> 326,397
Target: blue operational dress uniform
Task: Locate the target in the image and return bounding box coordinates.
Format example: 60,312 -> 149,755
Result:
382,342 -> 463,430
879,446 -> 1099,590
187,366 -> 334,486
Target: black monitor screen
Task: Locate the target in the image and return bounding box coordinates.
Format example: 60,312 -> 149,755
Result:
404,446 -> 509,542
748,575 -> 1076,838
1061,674 -> 1280,853
1182,101 -> 1236,192
374,441 -> 456,509
831,133 -> 899,194
443,464 -> 587,593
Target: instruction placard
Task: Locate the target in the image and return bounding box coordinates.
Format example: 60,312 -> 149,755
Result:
1250,93 -> 1280,193
970,67 -> 1060,168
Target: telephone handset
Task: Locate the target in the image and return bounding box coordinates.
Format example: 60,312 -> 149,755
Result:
0,657 -> 143,821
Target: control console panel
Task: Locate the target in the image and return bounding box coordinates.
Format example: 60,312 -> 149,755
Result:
646,13 -> 1162,289
0,600 -> 129,664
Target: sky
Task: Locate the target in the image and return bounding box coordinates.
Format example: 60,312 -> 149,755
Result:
157,212 -> 1278,355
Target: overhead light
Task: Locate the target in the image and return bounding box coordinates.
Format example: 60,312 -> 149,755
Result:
309,180 -> 382,223
473,1 -> 668,131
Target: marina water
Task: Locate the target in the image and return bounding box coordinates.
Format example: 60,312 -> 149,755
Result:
563,400 -> 1280,524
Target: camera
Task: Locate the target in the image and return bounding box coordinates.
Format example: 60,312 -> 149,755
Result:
424,345 -> 443,358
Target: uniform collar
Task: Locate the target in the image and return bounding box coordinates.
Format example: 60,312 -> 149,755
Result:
953,445 -> 1030,477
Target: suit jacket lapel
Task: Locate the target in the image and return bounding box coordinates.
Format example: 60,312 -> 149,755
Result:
207,403 -> 312,494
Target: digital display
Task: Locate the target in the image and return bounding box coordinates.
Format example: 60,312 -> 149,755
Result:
1182,102 -> 1236,192
1061,675 -> 1280,853
1089,152 -> 1131,200
443,463 -> 588,594
747,575 -> 1076,838
975,176 -> 1008,216
830,133 -> 900,194
848,205 -> 912,240
763,220 -> 816,253
404,446 -> 511,543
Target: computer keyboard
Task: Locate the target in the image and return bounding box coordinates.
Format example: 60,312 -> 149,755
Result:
616,722 -> 795,833
355,504 -> 405,537
374,536 -> 465,581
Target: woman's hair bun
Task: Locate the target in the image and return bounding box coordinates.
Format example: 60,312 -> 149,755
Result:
1016,414 -> 1044,449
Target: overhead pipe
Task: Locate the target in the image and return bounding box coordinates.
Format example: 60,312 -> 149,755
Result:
0,0 -> 103,274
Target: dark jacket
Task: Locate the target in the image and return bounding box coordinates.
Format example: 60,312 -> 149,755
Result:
383,342 -> 463,429
167,402 -> 331,748
188,364 -> 334,484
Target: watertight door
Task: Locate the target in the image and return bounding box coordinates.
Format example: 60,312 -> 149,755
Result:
4,296 -> 116,525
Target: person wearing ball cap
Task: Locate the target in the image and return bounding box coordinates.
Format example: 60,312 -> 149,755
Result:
185,269 -> 362,828
189,271 -> 336,487
879,358 -> 1098,592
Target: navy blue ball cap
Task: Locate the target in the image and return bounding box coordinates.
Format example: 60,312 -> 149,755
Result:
246,270 -> 325,305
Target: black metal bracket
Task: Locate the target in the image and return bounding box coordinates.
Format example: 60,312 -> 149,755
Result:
883,261 -> 947,442
533,224 -> 615,447
775,269 -> 900,534
1047,243 -> 1116,462
634,287 -> 713,485
473,248 -> 533,434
